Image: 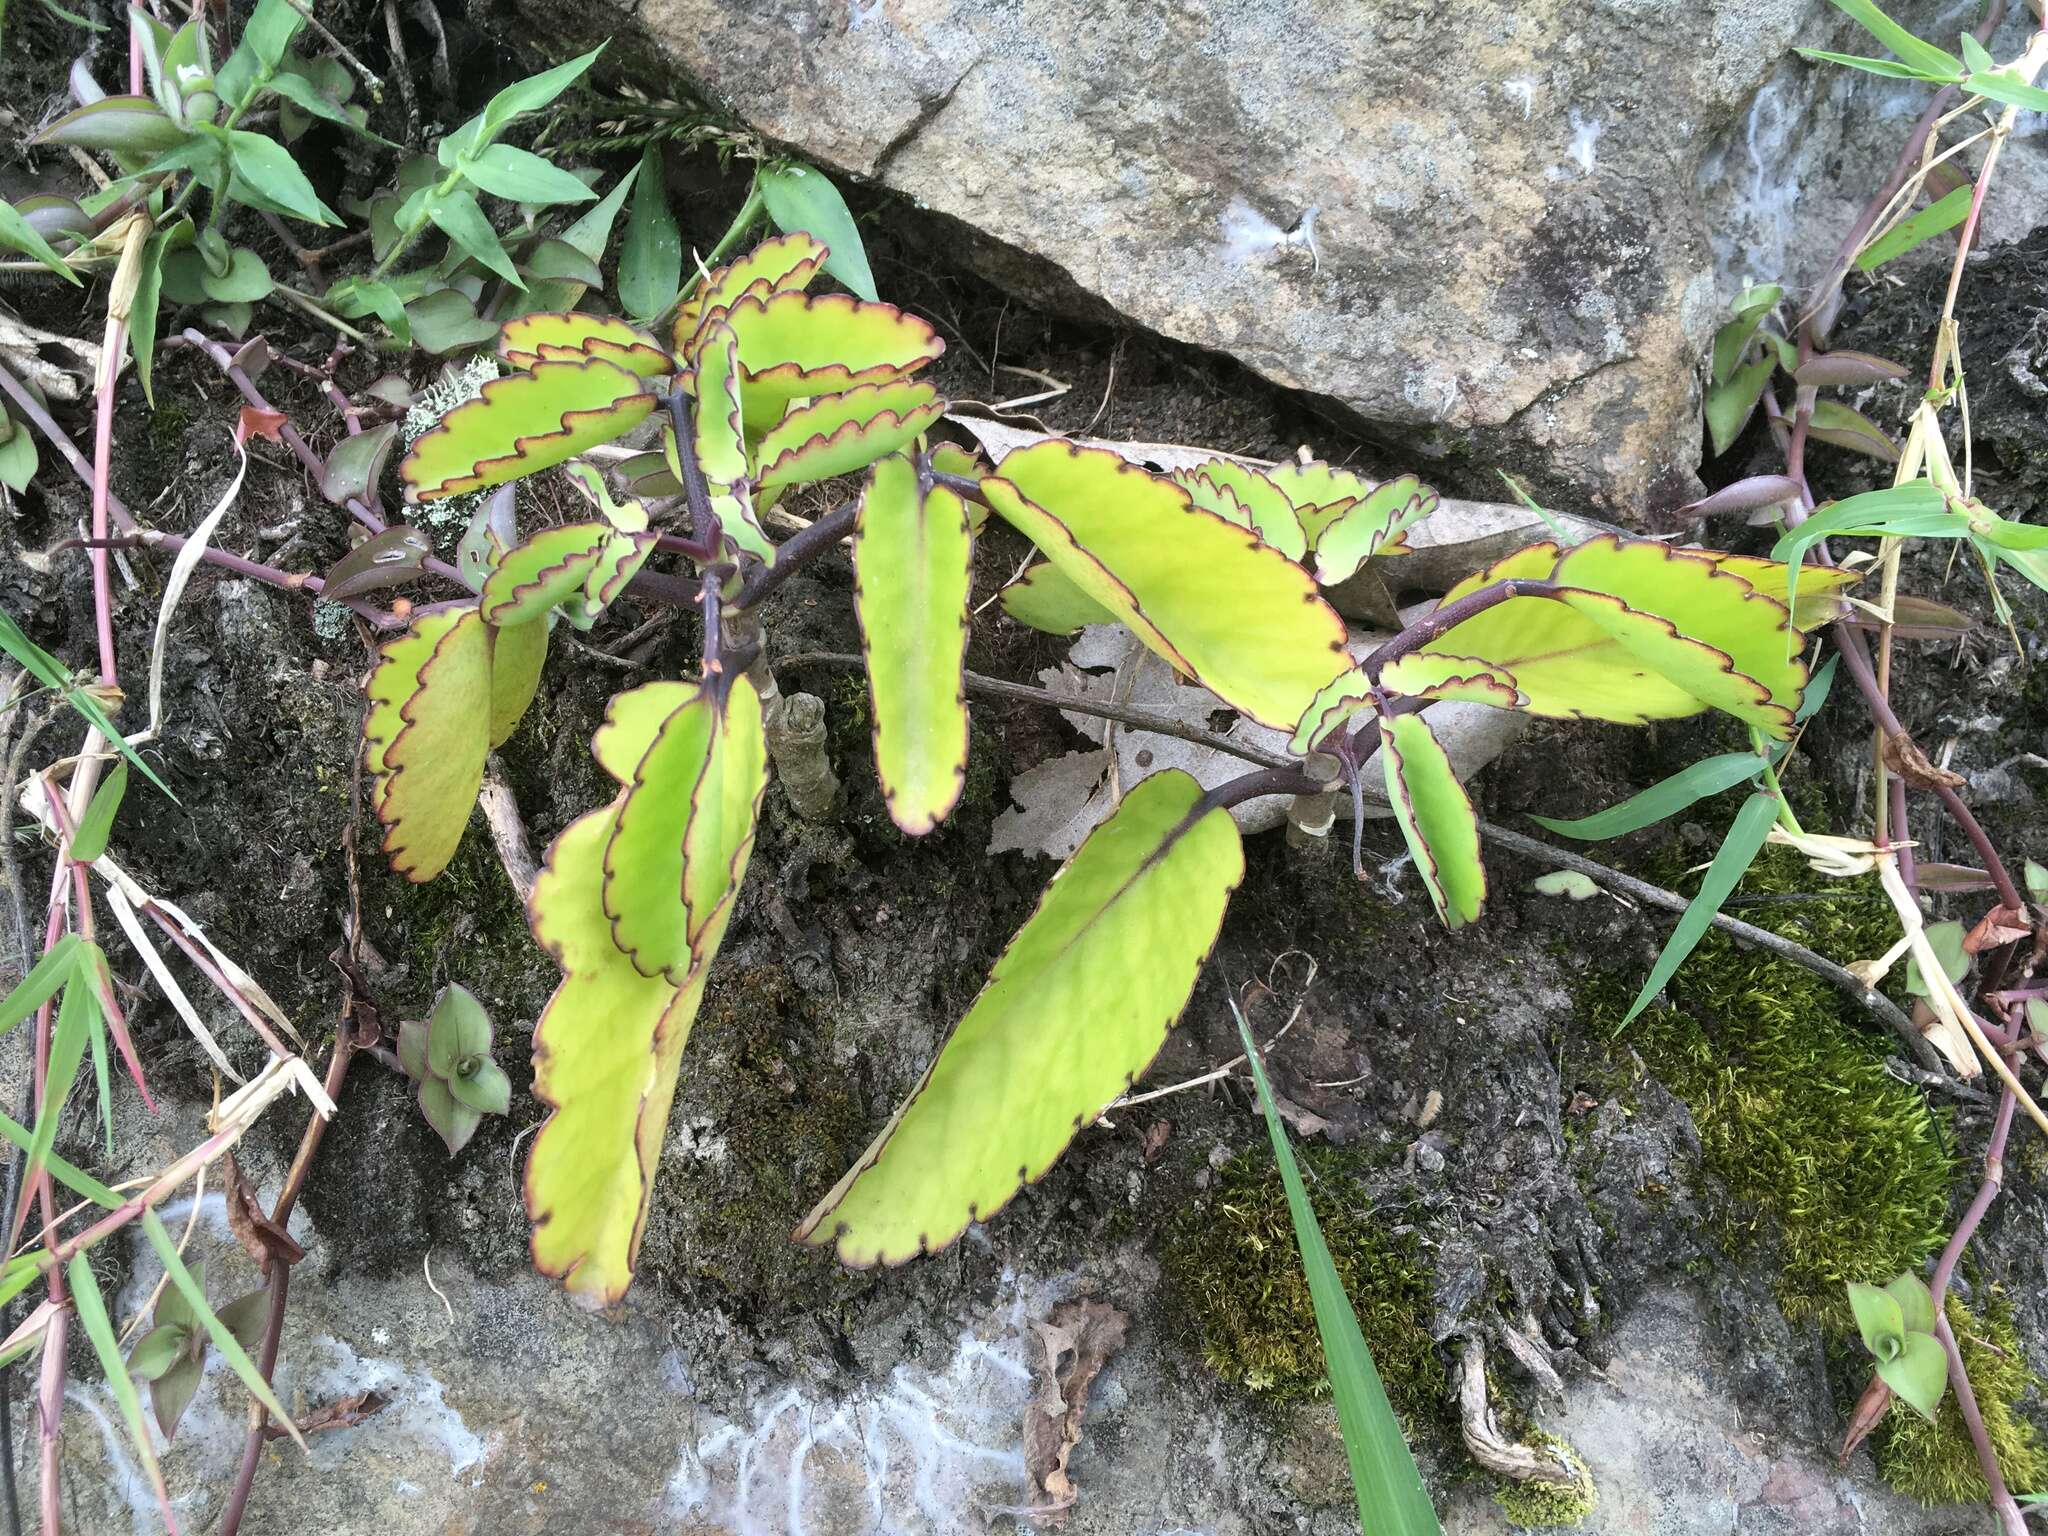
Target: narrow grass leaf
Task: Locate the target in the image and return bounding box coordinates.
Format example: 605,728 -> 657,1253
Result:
142,1209 -> 304,1447
0,608 -> 172,796
70,761 -> 127,863
1234,1000 -> 1442,1536
0,935 -> 81,1037
1530,752 -> 1765,840
1620,792 -> 1781,1025
0,1107 -> 118,1208
1856,185 -> 1973,271
68,1253 -> 178,1531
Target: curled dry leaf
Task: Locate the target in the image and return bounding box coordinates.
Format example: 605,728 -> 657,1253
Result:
1839,1371 -> 1894,1465
1880,731 -> 1966,791
1023,1299 -> 1129,1524
224,1150 -> 305,1269
264,1389 -> 388,1441
1961,903 -> 2031,956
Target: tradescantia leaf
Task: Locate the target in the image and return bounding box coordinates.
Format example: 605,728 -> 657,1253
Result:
757,163 -> 878,302
1710,282 -> 1783,384
671,231 -> 827,363
497,312 -> 674,378
1381,713 -> 1485,929
368,607 -> 491,881
488,617 -> 548,748
601,677 -> 766,981
1807,399 -> 1898,463
797,769 -> 1242,1265
1708,353 -> 1778,456
320,422 -> 399,503
1530,751 -> 1766,840
1311,475 -> 1439,586
30,95 -> 188,153
719,291 -> 944,432
401,357 -> 655,502
0,199 -> 83,284
752,379 -> 944,492
1549,536 -> 1806,737
853,454 -> 972,835
982,443 -> 1351,731
525,683 -> 743,1304
1887,1273 -> 1937,1337
477,522 -> 610,625
1168,461 -> 1307,560
1000,561 -> 1116,634
1878,1331 -> 1949,1421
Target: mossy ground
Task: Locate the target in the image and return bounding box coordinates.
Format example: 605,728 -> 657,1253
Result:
1875,1292 -> 2048,1505
1163,1146 -> 1443,1422
1492,1431 -> 1596,1528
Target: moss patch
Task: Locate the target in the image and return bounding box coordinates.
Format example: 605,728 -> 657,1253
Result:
1164,1147 -> 1442,1420
1493,1433 -> 1597,1528
1877,1292 -> 2048,1504
1581,848 -> 1954,1319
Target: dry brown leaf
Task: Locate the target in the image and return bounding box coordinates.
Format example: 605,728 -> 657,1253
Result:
1022,1299 -> 1129,1524
1141,1120 -> 1172,1164
263,1389 -> 387,1441
224,1151 -> 305,1270
1962,903 -> 2031,956
1839,1372 -> 1892,1465
1881,732 -> 1966,791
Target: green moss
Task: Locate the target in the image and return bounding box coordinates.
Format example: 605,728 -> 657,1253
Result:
1493,1434 -> 1597,1528
1876,1292 -> 2048,1504
1163,1147 -> 1443,1419
1581,847 -> 1954,1319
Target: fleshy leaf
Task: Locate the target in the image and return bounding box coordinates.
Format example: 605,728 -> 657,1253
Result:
671,231 -> 827,361
478,522 -> 610,625
1886,1273 -> 1938,1337
426,984 -> 491,1076
420,1076 -> 483,1155
365,607 -> 465,816
1000,561 -> 1116,635
1167,461 -> 1307,560
853,455 -> 972,834
1266,461 -> 1376,547
1807,399 -> 1898,463
721,291 -> 944,432
1290,669 -> 1377,756
691,321 -> 749,489
982,443 -> 1351,730
1381,713 -> 1485,929
448,1057 -> 512,1114
497,312 -> 674,378
375,608 -> 491,881
1311,475 -> 1439,586
401,358 -> 654,502
1848,1281 -> 1907,1355
1878,1331 -> 1949,1422
797,769 -> 1243,1265
319,422 -> 400,504
752,380 -> 944,492
1707,554 -> 1860,631
602,678 -> 767,980
1551,536 -> 1805,736
488,614 -> 548,748
1376,653 -> 1522,709
584,529 -> 658,612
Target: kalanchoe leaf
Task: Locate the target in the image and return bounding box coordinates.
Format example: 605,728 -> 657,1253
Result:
797,769 -> 1244,1266
497,311 -> 673,378
1877,1331 -> 1949,1422
488,617 -> 549,748
426,984 -> 492,1078
365,607 -> 492,881
1381,712 -> 1486,928
447,1057 -> 511,1115
419,1075 -> 484,1156
670,231 -> 827,364
401,357 -> 655,503
1376,653 -> 1522,709
999,560 -> 1115,635
1310,475 -> 1439,586
603,677 -> 767,980
718,291 -> 944,433
690,319 -> 750,488
582,530 -> 658,615
853,454 -> 973,835
982,443 -> 1350,731
478,523 -> 611,625
1164,462 -> 1307,559
752,379 -> 945,492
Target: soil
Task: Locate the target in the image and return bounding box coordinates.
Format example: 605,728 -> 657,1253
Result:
0,9 -> 2045,1535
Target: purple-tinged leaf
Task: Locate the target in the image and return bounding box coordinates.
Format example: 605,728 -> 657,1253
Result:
319,422 -> 400,503
30,95 -> 188,153
1679,476 -> 1802,519
321,525 -> 429,600
1793,351 -> 1907,387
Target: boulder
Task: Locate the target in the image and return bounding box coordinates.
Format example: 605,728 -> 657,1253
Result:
495,0 -> 2006,514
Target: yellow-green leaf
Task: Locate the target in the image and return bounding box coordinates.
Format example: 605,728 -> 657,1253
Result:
478,522 -> 611,624
797,769 -> 1242,1265
497,311 -> 674,378
1311,475 -> 1438,586
853,455 -> 972,835
376,608 -> 491,881
691,320 -> 749,488
1378,653 -> 1522,707
1708,554 -> 1861,630
671,231 -> 827,363
585,529 -> 658,611
753,380 -> 944,492
603,678 -> 766,980
488,616 -> 548,748
364,607 -> 467,818
1382,713 -> 1485,929
1267,461 -> 1373,546
401,358 -> 655,502
722,291 -> 944,433
1168,461 -> 1307,560
999,561 -> 1115,635
982,443 -> 1351,730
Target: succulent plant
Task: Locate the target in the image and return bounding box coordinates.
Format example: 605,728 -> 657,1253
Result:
397,984 -> 510,1155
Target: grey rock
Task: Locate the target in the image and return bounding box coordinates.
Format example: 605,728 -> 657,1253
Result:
507,0 -> 2043,512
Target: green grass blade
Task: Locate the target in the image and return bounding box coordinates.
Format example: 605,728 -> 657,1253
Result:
0,609 -> 174,799
1233,1001 -> 1443,1536
67,1252 -> 178,1530
142,1208 -> 303,1447
0,934 -> 81,1037
0,1107 -> 119,1207
85,983 -> 113,1155
1529,751 -> 1764,840
21,978 -> 95,1211
1619,792 -> 1781,1025
1856,185 -> 1973,271
1824,0 -> 1963,78
69,760 -> 126,863
0,1253 -> 42,1312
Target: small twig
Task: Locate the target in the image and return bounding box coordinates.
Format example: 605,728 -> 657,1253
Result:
381,0 -> 421,143
478,761 -> 538,906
